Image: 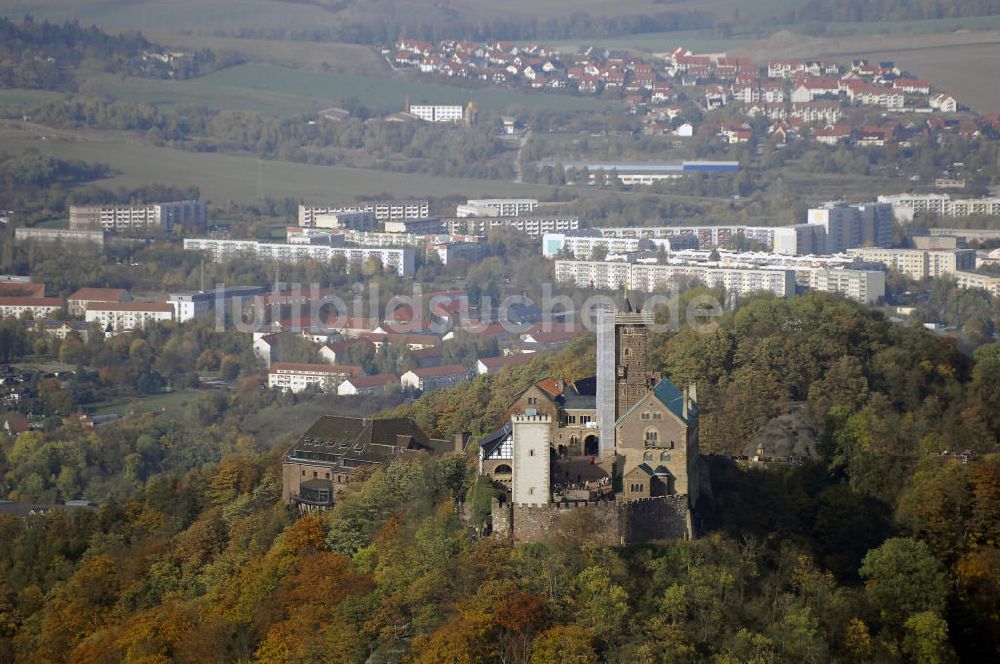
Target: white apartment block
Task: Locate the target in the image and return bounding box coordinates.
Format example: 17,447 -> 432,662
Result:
542,233 -> 652,259
846,247 -> 976,280
445,216 -> 579,238
0,297 -> 63,319
878,194 -> 1000,222
554,260 -> 796,298
183,238 -> 415,277
803,268 -> 886,304
409,104 -> 465,123
458,199 -> 539,217
84,302 -> 175,332
69,201 -> 205,232
268,362 -> 363,393
299,200 -> 430,224
310,211 -> 378,231
954,271 -> 1000,297
598,225 -> 777,250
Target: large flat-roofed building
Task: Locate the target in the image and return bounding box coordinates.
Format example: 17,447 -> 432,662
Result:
772,224 -> 827,256
568,161 -> 739,186
299,200 -> 430,224
955,271 -> 1000,297
69,201 -> 206,232
597,225 -> 776,250
807,201 -> 893,253
309,211 -> 378,231
268,362 -> 364,393
554,259 -> 796,298
168,286 -> 266,323
183,238 -> 415,277
542,231 -> 657,259
281,415 -> 447,511
409,104 -> 465,123
802,268 -> 886,304
445,215 -> 580,238
846,247 -> 976,280
84,302 -> 175,332
458,199 -> 539,218
14,228 -> 105,247
878,193 -> 1000,222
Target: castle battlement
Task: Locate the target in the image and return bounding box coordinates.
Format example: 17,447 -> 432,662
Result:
512,414 -> 552,423
514,499 -> 616,510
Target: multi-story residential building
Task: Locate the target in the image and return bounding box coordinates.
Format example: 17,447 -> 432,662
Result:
268,362 -> 364,393
846,247 -> 976,280
554,259 -> 796,298
0,297 -> 63,319
444,215 -> 580,238
167,286 -> 266,323
409,104 -> 465,123
433,241 -> 484,265
807,201 -> 894,253
69,201 -> 206,232
383,218 -> 445,234
298,200 -> 430,224
596,225 -> 776,250
67,288 -> 132,317
182,239 -> 415,277
458,199 -> 540,217
954,271 -> 1000,297
14,228 -> 105,247
802,268 -> 886,304
772,224 -> 828,256
309,211 -> 378,231
878,194 -> 1000,222
541,231 -> 677,259
84,302 -> 175,332
400,364 -> 468,392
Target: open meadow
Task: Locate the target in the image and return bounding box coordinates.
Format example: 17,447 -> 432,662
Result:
76,64 -> 616,117
0,129 -> 551,204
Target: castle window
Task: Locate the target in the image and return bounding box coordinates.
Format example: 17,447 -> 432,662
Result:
653,412 -> 662,420
527,397 -> 538,405
643,452 -> 653,462
529,449 -> 535,456
325,472 -> 330,479
660,452 -> 671,462
568,415 -> 577,424
641,412 -> 650,421
670,441 -> 675,450
644,428 -> 659,445
623,347 -> 632,358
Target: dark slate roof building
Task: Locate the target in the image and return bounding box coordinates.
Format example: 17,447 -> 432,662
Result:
282,416 -> 449,510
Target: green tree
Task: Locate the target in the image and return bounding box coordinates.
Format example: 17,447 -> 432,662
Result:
859,538 -> 949,629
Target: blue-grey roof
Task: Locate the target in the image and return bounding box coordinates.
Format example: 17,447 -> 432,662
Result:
615,378 -> 695,427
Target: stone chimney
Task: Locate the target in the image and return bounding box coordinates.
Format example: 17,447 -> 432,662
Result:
689,382 -> 697,405
682,386 -> 689,420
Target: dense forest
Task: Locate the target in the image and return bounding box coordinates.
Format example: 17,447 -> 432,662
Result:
0,292 -> 998,661
0,17 -> 228,90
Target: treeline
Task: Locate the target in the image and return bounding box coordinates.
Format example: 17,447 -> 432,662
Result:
18,99 -> 514,179
0,151 -> 111,190
0,16 -> 228,91
784,0 -> 1000,24
223,10 -> 715,44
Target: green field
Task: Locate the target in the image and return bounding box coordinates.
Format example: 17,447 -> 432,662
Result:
88,389 -> 197,417
0,89 -> 67,108
82,64 -> 614,117
0,133 -> 550,204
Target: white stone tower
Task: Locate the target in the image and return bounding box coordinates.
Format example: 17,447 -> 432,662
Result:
511,415 -> 551,505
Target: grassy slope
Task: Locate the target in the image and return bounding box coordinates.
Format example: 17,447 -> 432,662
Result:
0,132 -> 551,204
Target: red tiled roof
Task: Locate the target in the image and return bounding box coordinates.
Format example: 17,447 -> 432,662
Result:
88,302 -> 173,313
0,283 -> 45,297
408,363 -> 467,378
68,287 -> 128,302
0,296 -> 61,307
478,354 -> 534,369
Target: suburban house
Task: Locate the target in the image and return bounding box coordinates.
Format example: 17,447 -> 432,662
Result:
337,374 -> 399,396
476,353 -> 534,375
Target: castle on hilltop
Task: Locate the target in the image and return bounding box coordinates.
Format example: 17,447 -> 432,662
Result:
485,293 -> 703,544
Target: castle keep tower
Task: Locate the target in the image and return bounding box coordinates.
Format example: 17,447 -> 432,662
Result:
597,294 -> 657,455
511,415 -> 552,505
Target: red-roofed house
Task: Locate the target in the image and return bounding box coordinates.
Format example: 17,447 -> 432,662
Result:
337,374 -> 399,396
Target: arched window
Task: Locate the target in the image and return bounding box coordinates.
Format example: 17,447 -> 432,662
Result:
660,452 -> 671,462
494,464 -> 512,475
644,428 -> 658,445
623,347 -> 632,358
643,452 -> 653,462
